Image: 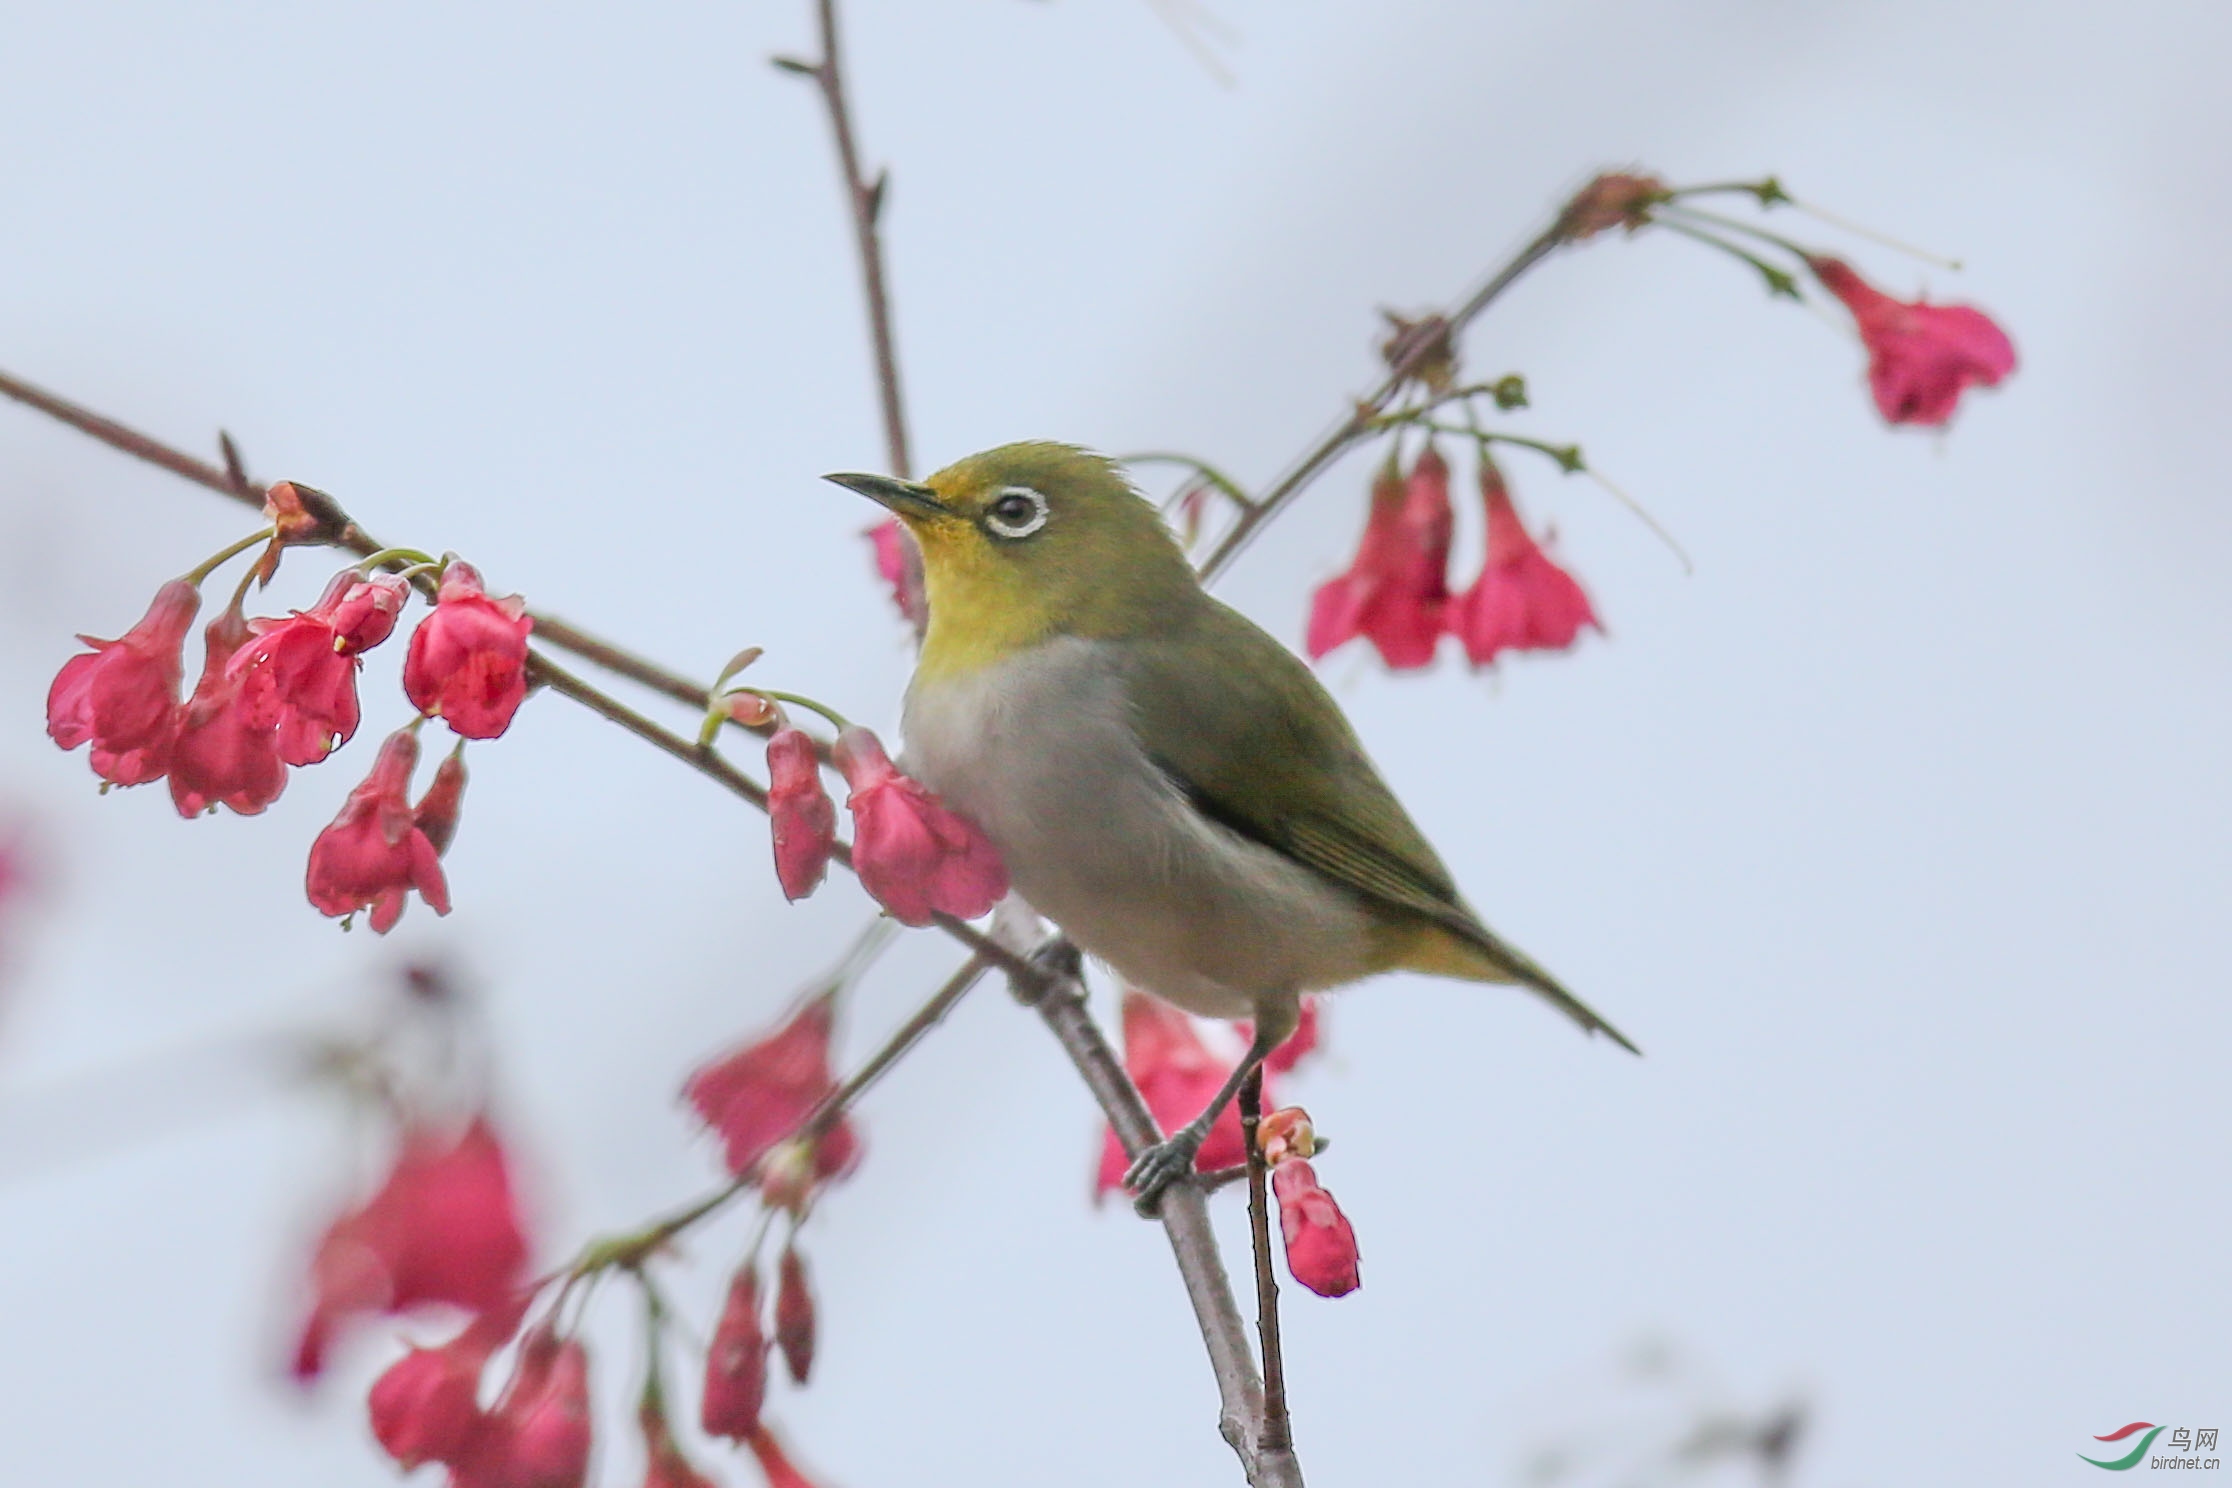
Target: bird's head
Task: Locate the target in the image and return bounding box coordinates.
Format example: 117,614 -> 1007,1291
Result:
827,442 -> 1197,675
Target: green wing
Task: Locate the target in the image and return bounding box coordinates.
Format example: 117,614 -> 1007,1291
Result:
1122,598 -> 1637,1053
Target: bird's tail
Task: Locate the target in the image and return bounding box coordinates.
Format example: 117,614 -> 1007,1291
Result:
1395,914 -> 1641,1055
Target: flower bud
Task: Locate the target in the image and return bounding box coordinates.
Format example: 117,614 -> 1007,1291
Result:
413,744 -> 469,857
765,729 -> 836,902
700,1263 -> 768,1442
1272,1158 -> 1361,1298
1256,1106 -> 1317,1167
775,1243 -> 816,1385
1556,171 -> 1669,240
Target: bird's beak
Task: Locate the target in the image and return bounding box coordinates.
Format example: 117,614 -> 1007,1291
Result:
823,471 -> 948,520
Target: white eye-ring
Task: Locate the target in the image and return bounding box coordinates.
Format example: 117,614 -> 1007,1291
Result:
983,485 -> 1050,540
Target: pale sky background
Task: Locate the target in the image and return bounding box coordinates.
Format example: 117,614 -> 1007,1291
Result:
0,2 -> 2227,1485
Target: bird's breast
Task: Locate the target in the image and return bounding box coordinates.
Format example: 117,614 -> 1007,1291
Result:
899,636 -> 1374,1013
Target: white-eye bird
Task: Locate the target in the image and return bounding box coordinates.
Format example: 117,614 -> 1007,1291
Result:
828,443 -> 1636,1209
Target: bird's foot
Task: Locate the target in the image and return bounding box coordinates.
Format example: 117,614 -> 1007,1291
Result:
1027,934 -> 1082,982
1124,1126 -> 1207,1216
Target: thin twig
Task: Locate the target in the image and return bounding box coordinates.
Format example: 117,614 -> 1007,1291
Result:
802,0 -> 910,481
1196,216 -> 1573,583
803,952 -> 987,1141
1240,1066 -> 1294,1463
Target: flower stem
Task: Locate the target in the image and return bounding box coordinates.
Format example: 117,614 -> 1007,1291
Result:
1120,452 -> 1259,512
1656,218 -> 1803,299
741,688 -> 851,733
181,526 -> 276,587
1660,203 -> 1818,264
354,545 -> 439,576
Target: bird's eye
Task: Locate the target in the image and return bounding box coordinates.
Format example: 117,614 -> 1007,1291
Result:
983,485 -> 1050,540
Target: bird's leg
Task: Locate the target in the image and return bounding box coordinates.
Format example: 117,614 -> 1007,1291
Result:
1124,997 -> 1299,1217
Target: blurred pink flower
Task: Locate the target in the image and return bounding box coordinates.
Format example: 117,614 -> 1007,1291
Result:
1807,255 -> 2017,426
700,1263 -> 768,1443
684,991 -> 860,1184
294,1115 -> 531,1380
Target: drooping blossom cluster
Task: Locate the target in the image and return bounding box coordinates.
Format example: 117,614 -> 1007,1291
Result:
1258,1106 -> 1362,1298
1096,991 -> 1323,1200
45,488 -> 535,932
1310,444 -> 1597,673
315,967 -> 845,1488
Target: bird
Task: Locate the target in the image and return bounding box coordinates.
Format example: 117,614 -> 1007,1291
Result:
827,442 -> 1635,1210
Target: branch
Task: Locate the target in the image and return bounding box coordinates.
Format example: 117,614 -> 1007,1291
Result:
1195,216 -> 1572,583
784,0 -> 911,481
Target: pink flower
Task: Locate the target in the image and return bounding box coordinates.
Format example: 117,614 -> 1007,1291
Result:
700,1263 -> 768,1443
413,744 -> 469,857
459,1326 -> 592,1488
1448,458 -> 1599,667
168,594 -> 289,818
293,1115 -> 531,1380
368,1299 -> 529,1470
1807,255 -> 2017,427
47,578 -> 198,786
1272,1158 -> 1360,1297
638,1401 -> 720,1488
864,517 -> 924,628
775,1243 -> 816,1386
766,728 -> 837,901
404,560 -> 534,739
230,570 -> 409,765
683,991 -> 861,1184
832,725 -> 1007,926
305,726 -> 452,933
744,1426 -> 829,1488
1306,448 -> 1452,671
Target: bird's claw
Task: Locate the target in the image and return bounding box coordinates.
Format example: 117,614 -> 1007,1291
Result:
1124,1128 -> 1205,1216
1026,935 -> 1082,983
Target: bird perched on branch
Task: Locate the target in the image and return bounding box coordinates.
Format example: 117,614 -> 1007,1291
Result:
828,443 -> 1635,1211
